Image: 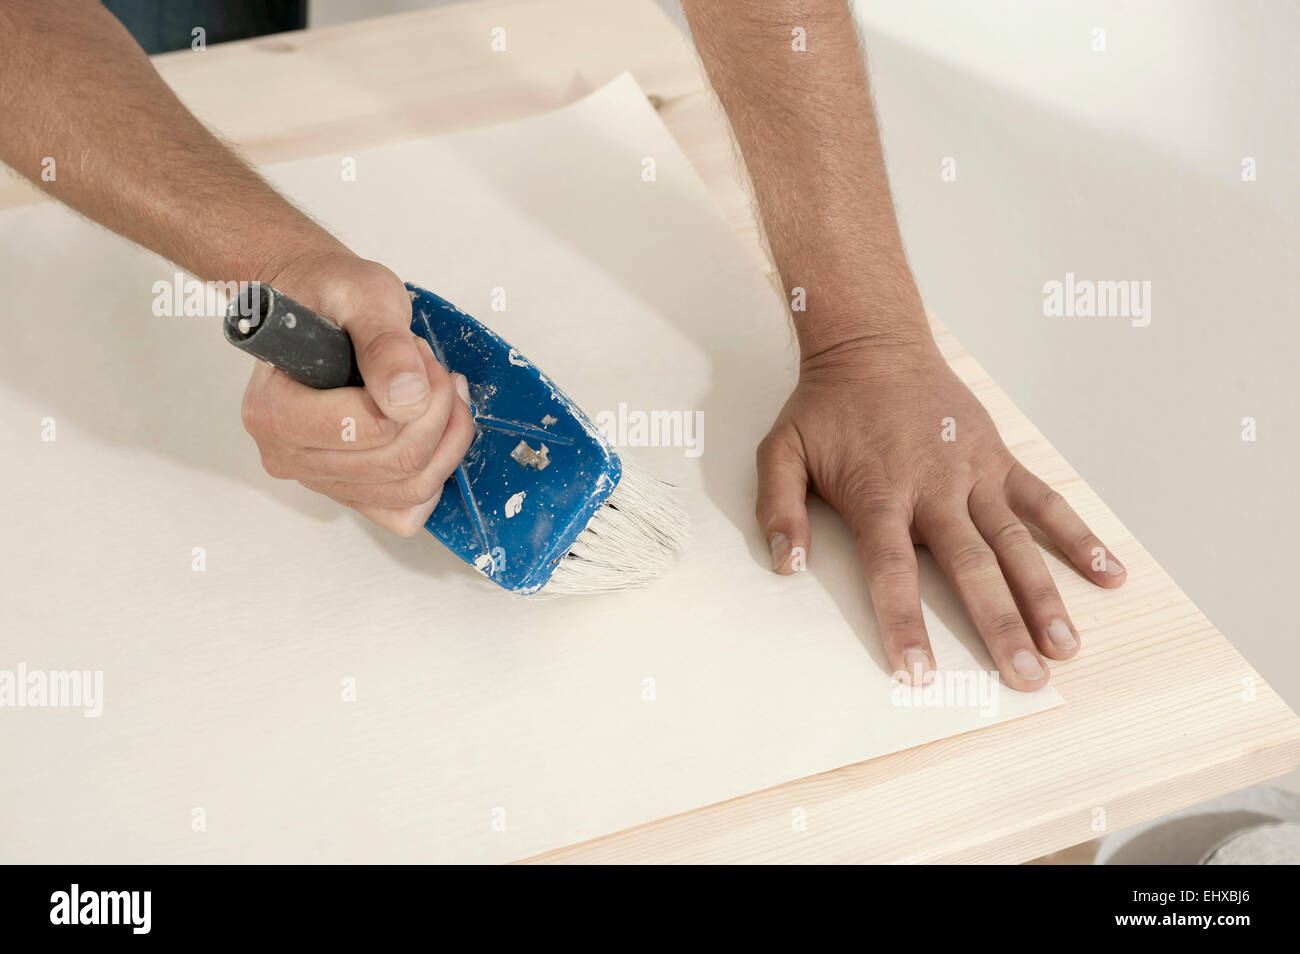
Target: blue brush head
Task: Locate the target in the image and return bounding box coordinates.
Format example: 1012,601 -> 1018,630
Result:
408,284 -> 624,594
225,280 -> 683,595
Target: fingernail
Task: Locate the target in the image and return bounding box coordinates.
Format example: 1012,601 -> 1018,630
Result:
454,373 -> 471,408
1012,650 -> 1046,680
387,372 -> 428,407
768,532 -> 792,572
1047,619 -> 1077,651
903,648 -> 934,686
1105,555 -> 1125,576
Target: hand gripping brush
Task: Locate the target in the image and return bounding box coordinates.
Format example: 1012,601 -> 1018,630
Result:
224,282 -> 687,595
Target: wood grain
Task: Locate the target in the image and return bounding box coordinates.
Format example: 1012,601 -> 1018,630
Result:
6,0 -> 1295,863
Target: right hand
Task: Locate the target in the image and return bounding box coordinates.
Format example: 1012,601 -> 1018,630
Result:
240,252 -> 475,536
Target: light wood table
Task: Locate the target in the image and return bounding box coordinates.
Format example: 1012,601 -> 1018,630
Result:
7,0 -> 1296,864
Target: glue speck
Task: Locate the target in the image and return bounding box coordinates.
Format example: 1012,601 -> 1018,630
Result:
511,441 -> 550,471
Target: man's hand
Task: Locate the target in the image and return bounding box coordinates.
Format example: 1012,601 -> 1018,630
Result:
757,337 -> 1125,690
240,254 -> 475,536
682,0 -> 1126,687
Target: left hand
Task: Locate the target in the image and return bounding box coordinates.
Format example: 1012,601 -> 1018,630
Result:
755,336 -> 1126,691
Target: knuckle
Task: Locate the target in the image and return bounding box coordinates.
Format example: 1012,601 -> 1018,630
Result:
849,490 -> 900,523
988,611 -> 1028,640
260,451 -> 288,480
397,472 -> 440,507
991,519 -> 1030,549
359,328 -> 412,370
327,265 -> 409,321
349,264 -> 407,306
950,542 -> 996,575
1026,582 -> 1062,606
419,470 -> 448,503
240,398 -> 268,437
881,610 -> 926,635
755,430 -> 793,469
1072,530 -> 1100,553
868,547 -> 914,581
1037,488 -> 1066,516
989,454 -> 1019,483
836,460 -> 898,517
394,481 -> 427,508
834,467 -> 872,502
364,412 -> 400,446
392,438 -> 435,477
393,512 -> 426,537
755,501 -> 786,534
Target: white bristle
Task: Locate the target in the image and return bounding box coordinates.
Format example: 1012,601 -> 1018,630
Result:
535,455 -> 689,597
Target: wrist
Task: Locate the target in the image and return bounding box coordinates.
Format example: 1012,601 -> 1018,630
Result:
243,230 -> 349,287
795,297 -> 938,369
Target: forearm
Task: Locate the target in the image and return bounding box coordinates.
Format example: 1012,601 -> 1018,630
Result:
0,0 -> 342,283
681,0 -> 930,358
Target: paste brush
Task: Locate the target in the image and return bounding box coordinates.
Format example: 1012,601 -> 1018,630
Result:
224,282 -> 687,595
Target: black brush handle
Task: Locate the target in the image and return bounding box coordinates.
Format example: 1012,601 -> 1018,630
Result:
223,282 -> 363,389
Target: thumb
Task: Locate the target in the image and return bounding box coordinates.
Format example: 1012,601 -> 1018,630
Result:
336,276 -> 431,424
755,427 -> 811,574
